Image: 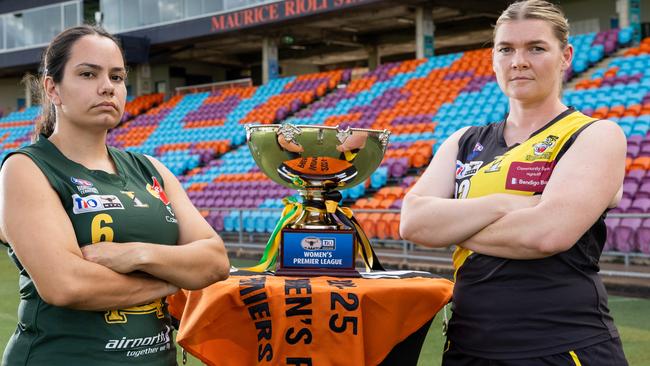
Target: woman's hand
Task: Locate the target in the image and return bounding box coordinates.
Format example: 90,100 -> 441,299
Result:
81,242 -> 142,274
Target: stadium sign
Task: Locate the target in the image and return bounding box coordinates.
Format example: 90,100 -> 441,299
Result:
210,0 -> 381,33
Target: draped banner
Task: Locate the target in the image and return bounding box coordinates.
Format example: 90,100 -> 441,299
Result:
168,270 -> 453,366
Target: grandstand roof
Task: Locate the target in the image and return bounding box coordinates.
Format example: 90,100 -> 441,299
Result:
0,0 -> 509,77
143,0 -> 509,68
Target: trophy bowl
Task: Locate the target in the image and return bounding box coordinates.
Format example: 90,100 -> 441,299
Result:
246,123 -> 390,277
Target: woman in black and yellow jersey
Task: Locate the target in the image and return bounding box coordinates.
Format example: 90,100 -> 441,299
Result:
401,1 -> 628,365
0,26 -> 230,365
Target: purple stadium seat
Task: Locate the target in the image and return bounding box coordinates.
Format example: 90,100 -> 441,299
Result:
604,40 -> 617,54
640,141 -> 650,156
389,199 -> 403,209
641,174 -> 650,186
629,197 -> 650,213
636,219 -> 650,254
627,143 -> 640,158
622,181 -> 639,199
223,197 -> 235,207
230,190 -> 242,199
214,197 -> 225,207
614,218 -> 641,252
626,169 -> 645,184
389,158 -> 409,178
205,211 -> 219,228
628,135 -> 643,145
610,197 -> 631,213
213,216 -> 225,231
604,217 -> 619,251
636,182 -> 650,199
401,176 -> 417,188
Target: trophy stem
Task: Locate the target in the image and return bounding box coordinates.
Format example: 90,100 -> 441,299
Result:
288,189 -> 348,230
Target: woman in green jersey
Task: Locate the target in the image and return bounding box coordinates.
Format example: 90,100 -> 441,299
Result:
401,1 -> 628,365
0,25 -> 230,365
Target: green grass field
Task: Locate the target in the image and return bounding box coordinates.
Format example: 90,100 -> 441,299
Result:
0,255 -> 648,365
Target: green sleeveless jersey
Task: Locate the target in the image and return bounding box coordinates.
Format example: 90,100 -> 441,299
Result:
1,135 -> 179,365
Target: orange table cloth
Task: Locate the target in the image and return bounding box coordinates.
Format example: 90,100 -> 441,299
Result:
168,270 -> 453,366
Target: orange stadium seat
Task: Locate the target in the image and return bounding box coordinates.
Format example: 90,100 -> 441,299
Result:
630,157 -> 650,171
375,213 -> 396,240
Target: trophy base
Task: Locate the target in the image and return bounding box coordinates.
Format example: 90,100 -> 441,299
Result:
277,228 -> 359,278
275,267 -> 361,278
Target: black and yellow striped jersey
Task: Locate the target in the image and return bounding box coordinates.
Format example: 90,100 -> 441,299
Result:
2,135 -> 179,366
447,108 -> 620,359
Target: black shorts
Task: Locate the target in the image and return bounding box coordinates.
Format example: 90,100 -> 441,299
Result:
441,337 -> 628,366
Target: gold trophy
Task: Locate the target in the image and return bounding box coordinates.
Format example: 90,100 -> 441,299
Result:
245,124 -> 389,277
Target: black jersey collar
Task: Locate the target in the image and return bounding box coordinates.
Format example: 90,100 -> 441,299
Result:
497,107 -> 576,150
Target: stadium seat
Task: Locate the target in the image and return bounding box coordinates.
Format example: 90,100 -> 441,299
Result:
614,218 -> 641,252
623,180 -> 639,199
611,197 -> 631,213
604,217 -> 619,251
626,169 -> 646,184
638,219 -> 650,254
628,197 -> 650,213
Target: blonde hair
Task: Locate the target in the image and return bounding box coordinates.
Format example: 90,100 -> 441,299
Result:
494,0 -> 570,49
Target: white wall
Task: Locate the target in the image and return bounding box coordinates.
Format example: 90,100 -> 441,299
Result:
562,0 -> 617,33
0,78 -> 26,116
561,0 -> 650,33
280,61 -> 320,77
127,62 -> 228,96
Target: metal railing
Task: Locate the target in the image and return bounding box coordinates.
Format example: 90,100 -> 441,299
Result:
204,207 -> 650,277
175,78 -> 253,95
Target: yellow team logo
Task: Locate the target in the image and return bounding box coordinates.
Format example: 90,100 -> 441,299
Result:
105,298 -> 166,324
526,135 -> 559,161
